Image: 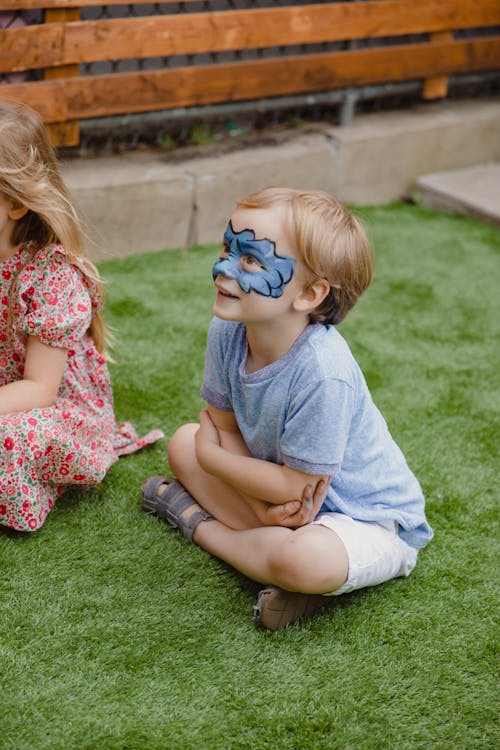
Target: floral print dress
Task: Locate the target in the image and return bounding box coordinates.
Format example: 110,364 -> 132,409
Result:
0,243 -> 163,531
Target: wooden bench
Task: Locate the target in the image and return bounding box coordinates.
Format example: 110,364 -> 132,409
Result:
1,0 -> 499,146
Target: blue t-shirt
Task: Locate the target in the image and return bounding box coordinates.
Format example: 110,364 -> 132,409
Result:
200,318 -> 433,549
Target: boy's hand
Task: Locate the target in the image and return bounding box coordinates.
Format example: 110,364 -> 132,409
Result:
261,476 -> 332,528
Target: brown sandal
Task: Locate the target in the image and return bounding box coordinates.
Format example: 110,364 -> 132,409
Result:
253,585 -> 330,630
141,475 -> 213,542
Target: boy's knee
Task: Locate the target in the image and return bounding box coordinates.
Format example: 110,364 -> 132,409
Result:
268,537 -> 309,591
267,529 -> 348,593
167,423 -> 198,478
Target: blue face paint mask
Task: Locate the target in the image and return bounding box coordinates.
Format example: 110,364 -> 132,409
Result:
212,221 -> 295,298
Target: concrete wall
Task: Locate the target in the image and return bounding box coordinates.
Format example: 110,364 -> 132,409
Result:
61,98 -> 500,260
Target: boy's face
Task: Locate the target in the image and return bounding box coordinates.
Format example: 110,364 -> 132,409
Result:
212,205 -> 305,324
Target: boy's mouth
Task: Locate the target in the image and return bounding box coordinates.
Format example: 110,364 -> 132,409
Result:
216,283 -> 239,299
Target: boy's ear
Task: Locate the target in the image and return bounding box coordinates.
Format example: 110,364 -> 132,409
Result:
8,200 -> 29,220
293,278 -> 331,314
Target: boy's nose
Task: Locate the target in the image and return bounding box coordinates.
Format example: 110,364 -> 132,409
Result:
213,257 -> 237,280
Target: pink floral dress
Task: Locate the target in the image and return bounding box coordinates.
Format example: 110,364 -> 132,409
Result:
0,242 -> 163,531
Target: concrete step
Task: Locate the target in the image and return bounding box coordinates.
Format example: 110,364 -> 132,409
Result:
415,162 -> 500,228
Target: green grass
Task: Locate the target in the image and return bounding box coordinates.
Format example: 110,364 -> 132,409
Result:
1,203 -> 498,750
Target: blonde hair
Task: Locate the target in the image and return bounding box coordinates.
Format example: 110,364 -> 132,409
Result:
0,100 -> 109,355
236,187 -> 373,324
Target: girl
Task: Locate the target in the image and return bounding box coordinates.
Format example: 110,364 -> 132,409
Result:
0,100 -> 162,531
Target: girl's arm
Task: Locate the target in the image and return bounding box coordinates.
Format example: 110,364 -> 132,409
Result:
197,407 -> 330,507
0,335 -> 67,415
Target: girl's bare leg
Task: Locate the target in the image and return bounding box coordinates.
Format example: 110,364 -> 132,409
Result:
168,424 -> 348,594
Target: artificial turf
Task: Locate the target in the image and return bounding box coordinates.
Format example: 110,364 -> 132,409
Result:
1,203 -> 498,750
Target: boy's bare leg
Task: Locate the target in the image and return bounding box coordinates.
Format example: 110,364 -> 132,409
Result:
168,424 -> 302,531
193,518 -> 348,593
168,424 -> 348,594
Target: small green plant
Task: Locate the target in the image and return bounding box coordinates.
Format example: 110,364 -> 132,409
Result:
158,132 -> 175,150
189,124 -> 215,146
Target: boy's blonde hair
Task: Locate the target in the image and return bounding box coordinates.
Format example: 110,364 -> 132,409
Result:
0,100 -> 109,355
236,187 -> 373,324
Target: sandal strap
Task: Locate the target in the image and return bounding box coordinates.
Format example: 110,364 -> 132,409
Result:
142,475 -> 175,513
142,475 -> 213,542
172,507 -> 213,542
164,486 -> 213,541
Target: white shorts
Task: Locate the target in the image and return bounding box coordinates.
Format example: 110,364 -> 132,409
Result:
311,512 -> 419,596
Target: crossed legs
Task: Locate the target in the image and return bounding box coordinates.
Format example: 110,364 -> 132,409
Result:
167,424 -> 349,595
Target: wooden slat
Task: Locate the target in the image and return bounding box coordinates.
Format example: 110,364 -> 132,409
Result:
2,0 -> 500,74
0,0 -> 194,8
422,31 -> 454,99
1,0 -> 499,18
43,7 -> 80,146
2,36 -> 499,127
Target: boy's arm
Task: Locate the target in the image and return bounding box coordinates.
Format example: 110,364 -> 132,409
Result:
197,407 -> 330,507
205,404 -> 251,454
205,405 -> 316,525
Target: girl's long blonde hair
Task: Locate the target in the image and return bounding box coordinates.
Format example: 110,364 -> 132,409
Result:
0,100 -> 109,355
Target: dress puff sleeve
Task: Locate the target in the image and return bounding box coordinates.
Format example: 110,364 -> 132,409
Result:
15,244 -> 100,348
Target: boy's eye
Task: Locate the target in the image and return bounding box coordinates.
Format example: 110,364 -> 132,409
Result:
240,254 -> 264,271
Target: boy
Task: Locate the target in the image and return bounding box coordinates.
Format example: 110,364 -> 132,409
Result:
143,187 -> 433,630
